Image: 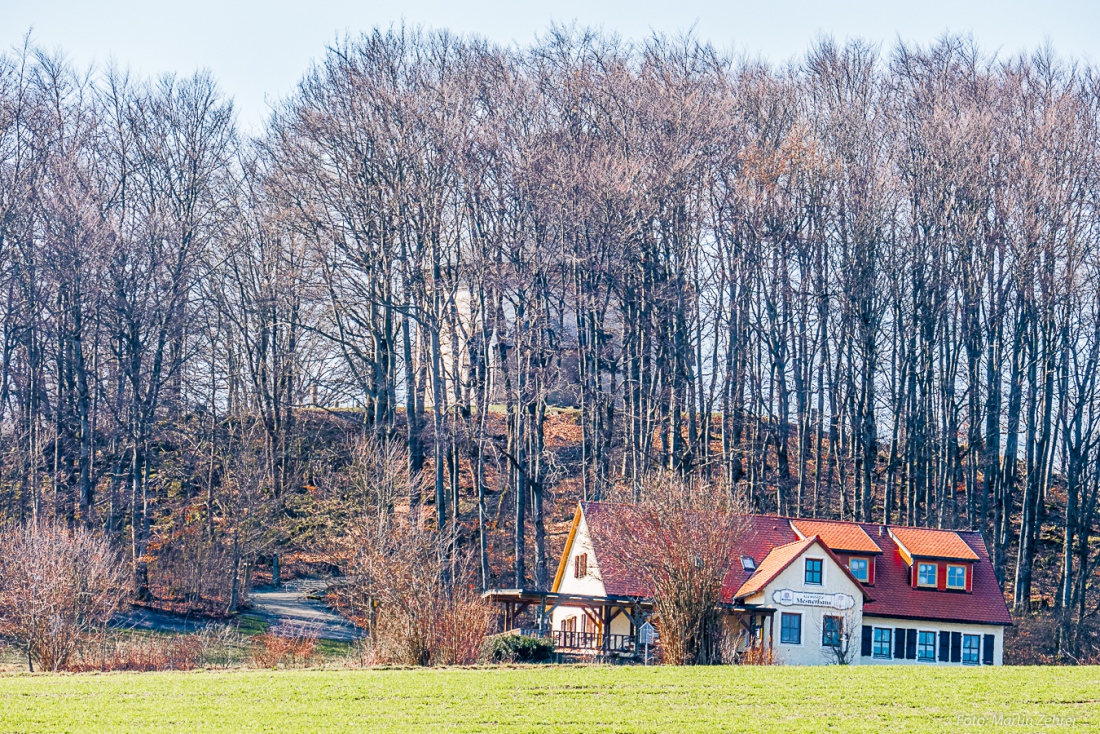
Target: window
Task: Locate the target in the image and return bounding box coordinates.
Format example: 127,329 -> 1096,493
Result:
804,558 -> 823,585
918,631 -> 936,661
947,565 -> 966,590
849,557 -> 869,582
574,553 -> 587,578
917,562 -> 938,587
780,613 -> 802,645
822,616 -> 842,648
873,627 -> 892,658
962,634 -> 981,665
741,555 -> 756,572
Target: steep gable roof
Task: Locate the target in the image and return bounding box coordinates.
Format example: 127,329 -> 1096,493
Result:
791,519 -> 882,554
733,537 -> 816,599
733,536 -> 872,602
580,502 -> 650,597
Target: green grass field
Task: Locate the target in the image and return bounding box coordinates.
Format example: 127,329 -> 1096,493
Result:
0,665 -> 1096,733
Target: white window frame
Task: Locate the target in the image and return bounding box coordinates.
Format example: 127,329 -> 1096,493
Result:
779,612 -> 803,646
804,557 -> 825,586
872,627 -> 892,658
917,629 -> 937,662
946,564 -> 966,590
962,634 -> 981,665
917,562 -> 938,587
848,557 -> 869,583
741,555 -> 756,572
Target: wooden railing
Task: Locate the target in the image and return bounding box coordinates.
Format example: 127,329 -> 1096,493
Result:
552,629 -> 634,652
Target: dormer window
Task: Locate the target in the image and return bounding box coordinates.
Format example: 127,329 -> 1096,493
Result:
917,562 -> 937,587
947,564 -> 967,590
574,553 -> 588,578
804,558 -> 823,585
741,556 -> 756,572
849,557 -> 869,583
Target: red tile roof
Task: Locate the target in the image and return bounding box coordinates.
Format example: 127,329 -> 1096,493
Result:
720,514 -> 804,601
576,503 -> 1011,626
889,526 -> 980,561
860,524 -> 1010,625
790,519 -> 883,554
580,502 -> 650,597
581,503 -> 800,602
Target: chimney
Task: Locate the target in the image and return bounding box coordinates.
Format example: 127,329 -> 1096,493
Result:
878,526 -> 886,537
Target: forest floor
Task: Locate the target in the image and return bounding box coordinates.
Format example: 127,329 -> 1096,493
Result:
0,665 -> 1097,733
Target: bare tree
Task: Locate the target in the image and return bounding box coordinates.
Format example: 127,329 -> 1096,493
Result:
601,472 -> 747,664
0,523 -> 127,671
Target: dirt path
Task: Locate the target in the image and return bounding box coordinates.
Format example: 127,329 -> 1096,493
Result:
113,578 -> 363,642
248,579 -> 363,642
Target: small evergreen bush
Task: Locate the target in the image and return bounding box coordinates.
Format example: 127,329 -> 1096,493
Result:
480,633 -> 554,663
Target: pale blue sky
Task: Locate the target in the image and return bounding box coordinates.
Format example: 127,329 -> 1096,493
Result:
3,1 -> 1098,132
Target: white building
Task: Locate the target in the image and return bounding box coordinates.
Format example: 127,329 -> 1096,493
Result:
490,502 -> 1011,665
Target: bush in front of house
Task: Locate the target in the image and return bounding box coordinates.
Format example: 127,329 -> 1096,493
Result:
480,633 -> 555,663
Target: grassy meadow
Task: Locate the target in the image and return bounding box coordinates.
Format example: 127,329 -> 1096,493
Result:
0,665 -> 1097,733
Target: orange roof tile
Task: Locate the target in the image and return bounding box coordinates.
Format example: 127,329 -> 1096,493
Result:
791,519 -> 883,554
734,536 -> 873,602
733,537 -> 818,600
889,526 -> 979,562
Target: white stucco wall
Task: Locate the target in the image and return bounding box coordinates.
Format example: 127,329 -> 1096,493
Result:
555,515 -> 606,596
552,515 -> 609,634
860,616 -> 1005,666
744,544 -> 867,666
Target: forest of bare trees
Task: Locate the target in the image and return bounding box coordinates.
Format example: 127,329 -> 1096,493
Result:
2,27 -> 1100,659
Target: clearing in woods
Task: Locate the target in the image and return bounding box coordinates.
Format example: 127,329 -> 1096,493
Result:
0,665 -> 1097,733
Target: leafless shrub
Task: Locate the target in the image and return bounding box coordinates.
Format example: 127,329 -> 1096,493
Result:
734,643 -> 777,666
602,473 -> 747,664
72,632 -> 201,672
71,624 -> 248,671
337,520 -> 492,666
0,524 -> 128,671
249,631 -> 318,668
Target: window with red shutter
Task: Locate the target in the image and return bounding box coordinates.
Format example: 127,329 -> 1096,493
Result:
574,553 -> 587,578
